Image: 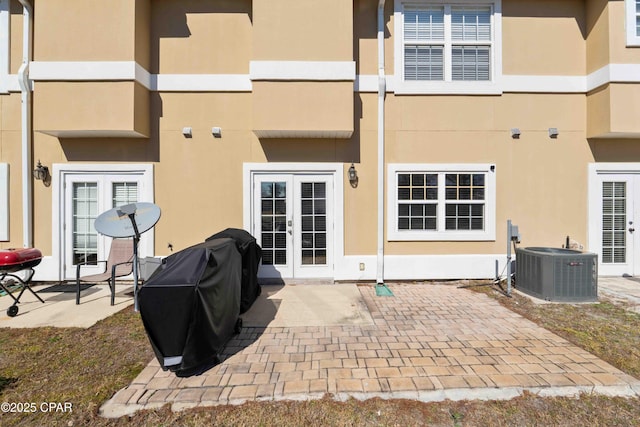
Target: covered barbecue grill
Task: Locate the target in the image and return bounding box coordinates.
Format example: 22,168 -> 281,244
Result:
0,248 -> 45,317
138,237 -> 242,377
206,228 -> 262,314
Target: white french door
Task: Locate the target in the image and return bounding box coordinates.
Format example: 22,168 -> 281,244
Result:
595,173 -> 640,276
63,174 -> 142,279
253,173 -> 334,279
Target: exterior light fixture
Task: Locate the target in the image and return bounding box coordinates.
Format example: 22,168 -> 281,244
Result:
33,160 -> 51,187
549,128 -> 559,139
182,127 -> 193,138
348,163 -> 358,188
510,128 -> 521,139
211,127 -> 222,138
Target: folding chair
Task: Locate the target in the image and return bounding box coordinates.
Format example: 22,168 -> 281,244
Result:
76,238 -> 133,306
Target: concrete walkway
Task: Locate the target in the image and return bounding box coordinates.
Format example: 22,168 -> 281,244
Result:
100,283 -> 640,418
598,277 -> 640,313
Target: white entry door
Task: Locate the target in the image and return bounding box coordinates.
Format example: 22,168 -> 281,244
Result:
63,174 -> 141,279
253,174 -> 334,279
595,174 -> 640,276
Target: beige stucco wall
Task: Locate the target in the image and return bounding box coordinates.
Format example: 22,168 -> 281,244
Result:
607,0 -> 640,64
34,82 -> 149,137
380,93 -> 593,255
253,0 -> 353,61
150,0 -> 252,74
587,0 -> 640,73
253,82 -> 354,137
135,0 -> 151,70
9,0 -> 640,277
503,0 -> 586,76
588,83 -> 640,137
0,93 -> 23,248
586,0 -> 610,72
34,0 -> 144,61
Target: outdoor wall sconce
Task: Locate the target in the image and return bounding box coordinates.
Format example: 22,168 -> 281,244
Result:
33,160 -> 51,187
510,128 -> 521,139
211,127 -> 222,138
348,163 -> 358,188
548,128 -> 559,139
182,127 -> 193,138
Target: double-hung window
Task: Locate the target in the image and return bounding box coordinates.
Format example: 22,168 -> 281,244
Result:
626,0 -> 640,46
388,164 -> 496,241
395,0 -> 502,94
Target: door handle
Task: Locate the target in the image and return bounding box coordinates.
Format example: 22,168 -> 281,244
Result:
630,228 -> 635,233
288,229 -> 292,235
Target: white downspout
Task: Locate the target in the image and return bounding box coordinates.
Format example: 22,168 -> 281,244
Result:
376,0 -> 386,285
18,0 -> 33,248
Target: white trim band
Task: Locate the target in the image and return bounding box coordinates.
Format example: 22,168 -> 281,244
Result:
152,74 -> 251,92
20,61 -> 640,94
250,61 -> 356,81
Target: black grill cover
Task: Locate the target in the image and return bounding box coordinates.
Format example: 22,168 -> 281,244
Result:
138,238 -> 241,377
206,228 -> 261,314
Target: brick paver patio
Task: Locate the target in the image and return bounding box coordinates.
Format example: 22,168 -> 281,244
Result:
100,283 -> 640,417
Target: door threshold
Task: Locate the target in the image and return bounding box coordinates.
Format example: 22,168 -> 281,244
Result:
259,278 -> 335,286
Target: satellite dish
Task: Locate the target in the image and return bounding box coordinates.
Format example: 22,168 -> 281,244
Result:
94,202 -> 161,312
94,202 -> 161,238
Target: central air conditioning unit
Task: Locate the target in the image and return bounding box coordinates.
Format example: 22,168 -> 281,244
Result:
515,247 -> 598,302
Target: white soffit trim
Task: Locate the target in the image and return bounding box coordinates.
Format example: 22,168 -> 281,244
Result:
250,61 -> 356,81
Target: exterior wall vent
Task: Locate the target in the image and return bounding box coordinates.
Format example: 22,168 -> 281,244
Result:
515,247 -> 598,302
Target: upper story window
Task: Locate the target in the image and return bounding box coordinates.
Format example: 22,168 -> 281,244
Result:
626,0 -> 640,46
394,1 -> 502,94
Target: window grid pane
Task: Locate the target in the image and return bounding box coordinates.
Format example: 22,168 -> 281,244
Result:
404,7 -> 444,41
637,1 -> 640,36
113,182 -> 138,208
602,181 -> 626,264
300,182 -> 327,265
451,7 -> 491,41
405,45 -> 444,81
73,182 -> 98,265
261,182 -> 287,266
452,45 -> 490,81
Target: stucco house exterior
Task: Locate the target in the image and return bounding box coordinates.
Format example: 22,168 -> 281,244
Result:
1,0 -> 639,284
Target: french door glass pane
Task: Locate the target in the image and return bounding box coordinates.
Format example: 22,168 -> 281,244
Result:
261,182 -> 287,265
113,182 -> 138,208
72,182 -> 98,265
602,182 -> 626,263
301,182 -> 327,265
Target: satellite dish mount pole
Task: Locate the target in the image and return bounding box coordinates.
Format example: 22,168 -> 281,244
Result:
120,204 -> 141,312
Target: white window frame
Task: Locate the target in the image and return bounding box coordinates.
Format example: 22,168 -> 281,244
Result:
626,0 -> 640,47
388,163 -> 496,241
394,0 -> 503,95
0,0 -> 9,94
0,163 -> 8,240
52,163 -> 154,280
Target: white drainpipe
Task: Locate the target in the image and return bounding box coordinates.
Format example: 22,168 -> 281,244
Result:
18,0 -> 33,248
377,0 -> 386,285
